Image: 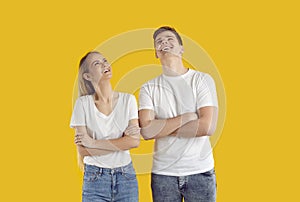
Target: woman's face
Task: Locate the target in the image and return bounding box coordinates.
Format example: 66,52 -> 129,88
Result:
85,52 -> 112,83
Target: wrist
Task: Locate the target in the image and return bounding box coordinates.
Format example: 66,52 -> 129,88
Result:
181,113 -> 192,125
90,139 -> 100,149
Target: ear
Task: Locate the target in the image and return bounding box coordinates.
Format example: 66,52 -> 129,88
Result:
83,73 -> 92,81
155,50 -> 158,58
180,46 -> 184,54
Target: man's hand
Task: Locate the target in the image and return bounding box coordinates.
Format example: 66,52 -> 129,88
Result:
170,112 -> 198,136
182,112 -> 198,124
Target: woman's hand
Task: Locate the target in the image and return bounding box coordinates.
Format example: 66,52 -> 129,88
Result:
124,124 -> 141,140
75,132 -> 96,148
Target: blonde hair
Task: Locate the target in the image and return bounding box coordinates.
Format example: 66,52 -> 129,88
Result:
76,51 -> 100,170
78,51 -> 101,96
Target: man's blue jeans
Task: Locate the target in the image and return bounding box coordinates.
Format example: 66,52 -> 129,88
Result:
151,169 -> 216,202
82,162 -> 138,202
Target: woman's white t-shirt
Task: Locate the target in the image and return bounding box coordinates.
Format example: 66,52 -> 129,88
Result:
70,92 -> 138,168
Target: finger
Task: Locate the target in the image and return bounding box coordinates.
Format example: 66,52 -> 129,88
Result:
125,131 -> 140,136
75,137 -> 82,144
125,130 -> 136,135
128,134 -> 140,139
126,125 -> 139,130
75,134 -> 82,138
127,127 -> 141,134
128,130 -> 140,135
126,126 -> 140,131
75,142 -> 82,145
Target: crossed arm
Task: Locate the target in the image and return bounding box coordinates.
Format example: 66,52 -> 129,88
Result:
139,106 -> 218,140
73,119 -> 140,157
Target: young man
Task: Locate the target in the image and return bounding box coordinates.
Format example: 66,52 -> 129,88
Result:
139,26 -> 218,202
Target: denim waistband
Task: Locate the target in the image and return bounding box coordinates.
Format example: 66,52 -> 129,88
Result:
84,162 -> 133,174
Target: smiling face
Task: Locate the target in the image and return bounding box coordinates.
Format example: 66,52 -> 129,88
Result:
154,30 -> 184,58
83,52 -> 112,84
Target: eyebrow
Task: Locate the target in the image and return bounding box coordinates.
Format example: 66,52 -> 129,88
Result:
92,60 -> 100,66
155,35 -> 175,42
92,58 -> 107,66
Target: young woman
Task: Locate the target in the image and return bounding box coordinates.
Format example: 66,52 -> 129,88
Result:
70,51 -> 140,202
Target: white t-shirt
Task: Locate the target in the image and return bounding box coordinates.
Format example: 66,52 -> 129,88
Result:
70,92 -> 138,168
139,69 -> 218,176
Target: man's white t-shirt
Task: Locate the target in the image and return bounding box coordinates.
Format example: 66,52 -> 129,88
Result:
139,69 -> 218,176
70,92 -> 138,168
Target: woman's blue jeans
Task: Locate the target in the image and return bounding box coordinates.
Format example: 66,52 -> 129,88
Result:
82,162 -> 138,202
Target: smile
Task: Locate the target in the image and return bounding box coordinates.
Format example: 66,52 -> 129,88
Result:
103,68 -> 111,73
161,46 -> 173,51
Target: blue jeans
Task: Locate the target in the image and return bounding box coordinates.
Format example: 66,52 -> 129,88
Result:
82,162 -> 138,202
151,169 -> 216,202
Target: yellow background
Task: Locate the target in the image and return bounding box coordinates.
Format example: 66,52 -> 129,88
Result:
1,0 -> 299,201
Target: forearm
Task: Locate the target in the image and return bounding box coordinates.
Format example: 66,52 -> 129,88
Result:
77,145 -> 113,157
173,108 -> 218,138
172,119 -> 211,138
91,135 -> 140,151
141,113 -> 196,140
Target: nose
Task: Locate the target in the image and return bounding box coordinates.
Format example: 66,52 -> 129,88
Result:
161,39 -> 168,45
103,61 -> 110,67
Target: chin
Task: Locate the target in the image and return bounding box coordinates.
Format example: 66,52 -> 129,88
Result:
161,53 -> 179,58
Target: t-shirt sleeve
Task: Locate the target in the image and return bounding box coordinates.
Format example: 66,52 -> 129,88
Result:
70,98 -> 86,128
128,94 -> 139,120
139,84 -> 154,110
196,73 -> 218,109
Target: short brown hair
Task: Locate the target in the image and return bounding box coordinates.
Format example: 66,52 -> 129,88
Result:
153,26 -> 183,45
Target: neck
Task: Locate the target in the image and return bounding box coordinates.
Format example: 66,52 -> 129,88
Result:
160,56 -> 187,76
94,81 -> 113,103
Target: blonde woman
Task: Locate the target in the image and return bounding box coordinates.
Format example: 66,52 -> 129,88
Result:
70,51 -> 140,202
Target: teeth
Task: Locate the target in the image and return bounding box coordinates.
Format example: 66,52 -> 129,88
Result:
162,47 -> 171,51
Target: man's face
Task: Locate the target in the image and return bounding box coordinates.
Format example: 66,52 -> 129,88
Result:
154,30 -> 183,58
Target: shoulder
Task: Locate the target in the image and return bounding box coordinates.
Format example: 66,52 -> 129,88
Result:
189,69 -> 214,83
117,92 -> 136,102
76,95 -> 92,103
142,75 -> 163,85
141,75 -> 163,88
188,69 -> 207,78
72,95 -> 93,112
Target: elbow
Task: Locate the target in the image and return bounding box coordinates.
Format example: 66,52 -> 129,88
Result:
204,125 -> 216,136
197,123 -> 216,137
197,130 -> 211,137
207,120 -> 217,136
77,146 -> 89,157
139,120 -> 156,140
206,130 -> 214,137
140,128 -> 154,140
130,138 -> 140,149
143,136 -> 154,141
